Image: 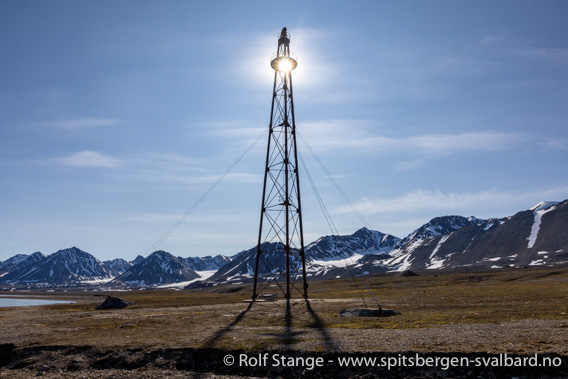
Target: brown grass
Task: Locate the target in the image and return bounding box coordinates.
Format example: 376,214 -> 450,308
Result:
36,266 -> 568,328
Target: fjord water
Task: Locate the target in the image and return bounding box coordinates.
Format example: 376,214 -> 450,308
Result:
0,295 -> 74,308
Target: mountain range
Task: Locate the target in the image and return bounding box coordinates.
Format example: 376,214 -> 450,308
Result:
1,200 -> 566,289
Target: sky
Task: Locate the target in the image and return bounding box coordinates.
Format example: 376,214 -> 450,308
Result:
1,1 -> 567,262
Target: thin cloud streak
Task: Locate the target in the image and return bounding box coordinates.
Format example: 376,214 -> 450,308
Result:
53,151 -> 122,168
300,119 -> 531,155
327,186 -> 568,238
47,150 -> 261,186
339,186 -> 568,218
51,118 -> 120,130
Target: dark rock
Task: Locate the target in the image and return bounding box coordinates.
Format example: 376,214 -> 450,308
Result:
95,296 -> 135,310
338,308 -> 401,317
396,270 -> 419,277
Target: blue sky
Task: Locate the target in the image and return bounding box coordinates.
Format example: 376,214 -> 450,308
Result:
1,1 -> 567,261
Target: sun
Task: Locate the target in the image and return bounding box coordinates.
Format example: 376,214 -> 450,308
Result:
278,57 -> 294,72
271,56 -> 297,72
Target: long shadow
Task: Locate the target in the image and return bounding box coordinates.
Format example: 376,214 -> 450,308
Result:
202,299 -> 338,353
305,299 -> 339,352
264,299 -> 303,349
282,299 -> 305,350
202,301 -> 254,349
284,299 -> 293,348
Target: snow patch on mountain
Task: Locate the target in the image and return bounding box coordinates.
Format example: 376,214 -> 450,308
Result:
527,201 -> 558,248
429,233 -> 452,259
310,253 -> 365,269
156,270 -> 217,288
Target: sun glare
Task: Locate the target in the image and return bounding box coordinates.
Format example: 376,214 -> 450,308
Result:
278,58 -> 293,72
271,56 -> 297,73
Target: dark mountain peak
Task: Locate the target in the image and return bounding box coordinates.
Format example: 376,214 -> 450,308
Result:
53,246 -> 92,259
0,246 -> 111,284
408,215 -> 483,241
143,250 -> 185,266
131,255 -> 144,265
352,227 -> 371,235
113,250 -> 200,286
137,250 -> 186,268
147,250 -> 172,259
0,252 -> 46,277
1,254 -> 29,268
103,258 -> 132,276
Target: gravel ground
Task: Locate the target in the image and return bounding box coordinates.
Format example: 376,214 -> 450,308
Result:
2,299 -> 566,353
1,298 -> 567,378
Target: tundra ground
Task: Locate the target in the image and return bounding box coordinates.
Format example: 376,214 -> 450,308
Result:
1,266 -> 567,378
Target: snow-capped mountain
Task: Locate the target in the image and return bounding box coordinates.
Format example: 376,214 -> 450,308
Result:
383,215 -> 485,271
205,228 -> 401,284
202,200 -> 568,284
206,243 -> 277,284
306,227 -> 399,261
0,252 -> 45,278
179,254 -> 232,271
303,228 -> 399,279
383,200 -> 568,271
103,258 -> 132,276
112,250 -> 200,286
0,247 -> 111,284
1,199 -> 566,288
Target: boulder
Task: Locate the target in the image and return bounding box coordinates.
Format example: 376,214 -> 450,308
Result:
338,308 -> 400,317
95,296 -> 135,310
396,270 -> 419,277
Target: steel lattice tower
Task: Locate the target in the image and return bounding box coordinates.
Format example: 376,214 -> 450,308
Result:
252,28 -> 308,300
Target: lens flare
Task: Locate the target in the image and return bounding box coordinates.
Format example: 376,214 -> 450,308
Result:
278,58 -> 293,72
271,56 -> 297,72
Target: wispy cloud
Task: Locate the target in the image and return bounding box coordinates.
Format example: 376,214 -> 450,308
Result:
54,151 -> 122,168
207,125 -> 266,139
406,132 -> 525,154
160,172 -> 261,185
51,118 -> 120,130
337,186 -> 568,219
345,189 -> 511,215
299,119 -> 529,156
